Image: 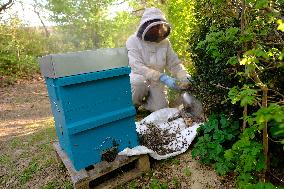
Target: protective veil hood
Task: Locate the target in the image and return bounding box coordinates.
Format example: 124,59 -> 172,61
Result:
137,8 -> 171,41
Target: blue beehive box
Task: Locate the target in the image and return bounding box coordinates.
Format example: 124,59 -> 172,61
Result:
39,48 -> 139,171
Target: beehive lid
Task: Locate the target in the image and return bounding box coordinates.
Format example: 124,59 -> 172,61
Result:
39,48 -> 129,78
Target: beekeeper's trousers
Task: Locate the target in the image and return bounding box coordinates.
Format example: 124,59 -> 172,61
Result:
130,73 -> 168,112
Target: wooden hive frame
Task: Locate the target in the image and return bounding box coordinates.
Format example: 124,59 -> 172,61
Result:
53,141 -> 150,189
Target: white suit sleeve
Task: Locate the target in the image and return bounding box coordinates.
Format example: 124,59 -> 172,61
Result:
166,40 -> 189,80
126,37 -> 162,81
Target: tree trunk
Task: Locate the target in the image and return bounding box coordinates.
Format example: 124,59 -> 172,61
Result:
240,0 -> 247,130
242,105 -> 247,131
91,27 -> 100,49
240,0 -> 246,33
262,86 -> 269,181
252,71 -> 269,181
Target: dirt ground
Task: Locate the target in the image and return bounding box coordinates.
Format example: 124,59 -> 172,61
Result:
0,78 -> 234,189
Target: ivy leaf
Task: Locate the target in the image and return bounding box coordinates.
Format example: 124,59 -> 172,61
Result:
267,48 -> 280,57
220,115 -> 229,128
228,86 -> 240,104
225,134 -> 234,141
254,104 -> 284,124
245,116 -> 254,126
204,119 -> 218,133
255,0 -> 269,9
255,155 -> 266,172
274,123 -> 284,136
232,121 -> 240,130
240,96 -> 256,106
224,149 -> 234,161
215,162 -> 230,175
227,56 -> 238,65
229,85 -> 258,106
277,19 -> 284,32
246,48 -> 269,59
240,57 -> 248,65
238,173 -> 254,183
245,64 -> 256,75
213,130 -> 225,143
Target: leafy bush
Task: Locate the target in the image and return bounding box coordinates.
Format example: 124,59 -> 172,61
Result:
1,2 -> 140,85
0,18 -> 49,83
191,115 -> 240,175
167,0 -> 283,186
254,104 -> 284,147
193,106 -> 283,185
224,125 -> 266,185
192,115 -> 267,187
167,0 -> 284,112
238,181 -> 280,189
192,26 -> 243,115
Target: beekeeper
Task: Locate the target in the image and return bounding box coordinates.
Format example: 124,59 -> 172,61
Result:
126,8 -> 191,112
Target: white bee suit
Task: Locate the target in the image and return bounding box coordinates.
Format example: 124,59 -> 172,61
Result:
126,8 -> 188,112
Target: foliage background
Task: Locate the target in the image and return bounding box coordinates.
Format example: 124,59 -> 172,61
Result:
0,0 -> 141,85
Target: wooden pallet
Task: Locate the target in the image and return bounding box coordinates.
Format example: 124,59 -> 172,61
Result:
53,141 -> 150,189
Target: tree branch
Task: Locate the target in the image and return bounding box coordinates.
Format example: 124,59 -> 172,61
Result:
0,0 -> 14,13
112,0 -> 127,6
273,29 -> 284,43
31,0 -> 50,37
264,42 -> 284,46
268,137 -> 283,143
240,0 -> 246,33
268,171 -> 284,184
131,8 -> 145,13
211,83 -> 230,90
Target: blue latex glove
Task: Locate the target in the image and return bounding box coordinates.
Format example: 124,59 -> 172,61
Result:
160,74 -> 177,89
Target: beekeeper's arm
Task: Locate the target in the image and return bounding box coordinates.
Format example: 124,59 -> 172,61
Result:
166,40 -> 191,81
126,37 -> 162,82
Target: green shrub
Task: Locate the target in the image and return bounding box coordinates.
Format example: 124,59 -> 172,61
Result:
238,181 -> 281,189
192,114 -> 240,175
0,18 -> 48,83
224,125 -> 266,184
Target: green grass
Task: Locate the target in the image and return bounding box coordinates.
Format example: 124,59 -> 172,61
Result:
161,157 -> 180,166
2,116 -> 193,189
171,177 -> 180,188
183,167 -> 191,177
20,162 -> 41,184
40,180 -> 73,189
0,118 -> 73,188
0,154 -> 11,165
129,180 -> 138,189
149,178 -> 169,189
40,181 -> 57,189
10,138 -> 22,148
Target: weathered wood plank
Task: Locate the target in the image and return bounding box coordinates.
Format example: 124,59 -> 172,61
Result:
53,141 -> 150,189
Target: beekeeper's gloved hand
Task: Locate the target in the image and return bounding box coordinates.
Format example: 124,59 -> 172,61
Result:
184,75 -> 195,84
178,75 -> 194,89
160,74 -> 177,89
